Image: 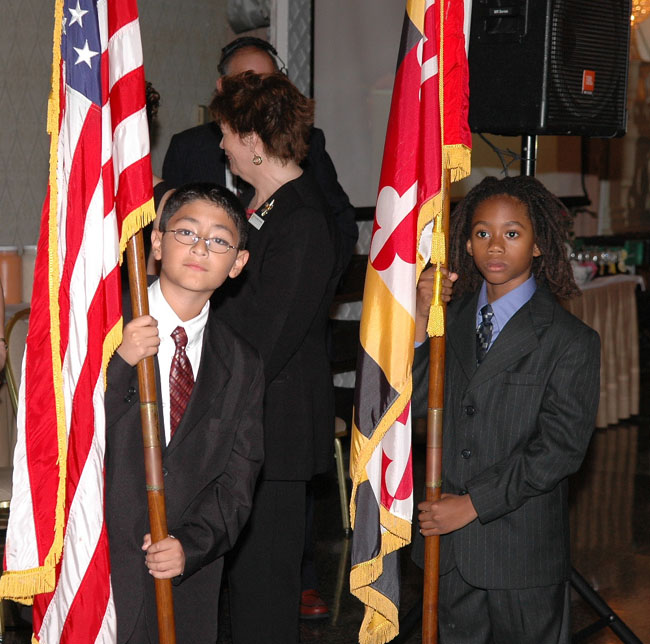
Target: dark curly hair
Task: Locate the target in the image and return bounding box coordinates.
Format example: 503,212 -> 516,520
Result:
449,175 -> 579,299
159,183 -> 248,250
145,81 -> 160,126
209,71 -> 314,164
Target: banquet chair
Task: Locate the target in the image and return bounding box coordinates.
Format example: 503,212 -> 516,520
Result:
5,308 -> 30,417
334,416 -> 351,536
0,307 -> 29,640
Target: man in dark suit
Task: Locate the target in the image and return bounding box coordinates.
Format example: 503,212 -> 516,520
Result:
162,36 -> 359,267
104,184 -> 264,643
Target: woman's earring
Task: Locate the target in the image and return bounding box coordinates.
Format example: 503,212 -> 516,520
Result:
252,154 -> 263,166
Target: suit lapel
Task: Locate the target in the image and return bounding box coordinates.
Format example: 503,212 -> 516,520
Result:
467,286 -> 555,390
164,317 -> 230,458
448,291 -> 481,382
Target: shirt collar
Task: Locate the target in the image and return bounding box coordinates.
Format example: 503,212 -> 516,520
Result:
148,279 -> 210,348
476,275 -> 537,334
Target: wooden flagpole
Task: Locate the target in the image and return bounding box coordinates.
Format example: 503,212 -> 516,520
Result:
125,229 -> 177,644
422,169 -> 451,644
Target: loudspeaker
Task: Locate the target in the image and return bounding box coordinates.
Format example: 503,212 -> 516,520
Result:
468,0 -> 631,137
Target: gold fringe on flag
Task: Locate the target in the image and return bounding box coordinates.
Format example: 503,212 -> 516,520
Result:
119,197 -> 156,258
43,0 -> 67,599
445,143 -> 472,183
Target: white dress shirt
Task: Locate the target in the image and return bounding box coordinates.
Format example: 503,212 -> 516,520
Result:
147,279 -> 209,445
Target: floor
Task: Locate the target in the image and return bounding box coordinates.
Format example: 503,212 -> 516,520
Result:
3,366 -> 650,643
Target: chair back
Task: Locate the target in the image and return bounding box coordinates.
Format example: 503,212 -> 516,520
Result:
3,308 -> 29,468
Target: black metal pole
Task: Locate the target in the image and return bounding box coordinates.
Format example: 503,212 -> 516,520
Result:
521,134 -> 537,176
570,567 -> 643,644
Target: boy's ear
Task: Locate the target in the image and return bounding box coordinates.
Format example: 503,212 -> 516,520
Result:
466,239 -> 474,256
151,228 -> 163,261
533,243 -> 542,257
229,249 -> 249,279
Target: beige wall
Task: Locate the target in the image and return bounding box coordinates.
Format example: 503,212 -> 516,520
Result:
1,2 -> 646,251
0,0 -> 228,249
314,2 -> 646,237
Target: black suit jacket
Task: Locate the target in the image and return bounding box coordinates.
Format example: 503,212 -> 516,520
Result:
214,172 -> 343,481
163,122 -> 359,267
414,285 -> 600,588
104,310 -> 264,643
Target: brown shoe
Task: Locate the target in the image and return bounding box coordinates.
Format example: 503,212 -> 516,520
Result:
300,589 -> 330,620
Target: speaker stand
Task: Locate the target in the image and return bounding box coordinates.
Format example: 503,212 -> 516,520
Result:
521,134 -> 537,176
570,567 -> 642,643
392,568 -> 643,644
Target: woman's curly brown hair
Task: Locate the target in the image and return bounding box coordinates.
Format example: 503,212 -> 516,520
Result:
449,175 -> 579,300
210,71 -> 314,164
145,81 -> 160,126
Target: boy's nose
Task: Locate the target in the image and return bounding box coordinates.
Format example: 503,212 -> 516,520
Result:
191,238 -> 210,255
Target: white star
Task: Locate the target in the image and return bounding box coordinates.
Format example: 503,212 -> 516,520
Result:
69,0 -> 88,28
74,40 -> 99,68
62,15 -> 67,35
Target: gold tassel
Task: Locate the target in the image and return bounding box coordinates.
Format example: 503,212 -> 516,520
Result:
427,303 -> 444,337
427,268 -> 445,337
430,228 -> 446,266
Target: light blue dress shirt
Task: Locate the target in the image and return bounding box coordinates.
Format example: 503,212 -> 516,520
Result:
476,275 -> 537,352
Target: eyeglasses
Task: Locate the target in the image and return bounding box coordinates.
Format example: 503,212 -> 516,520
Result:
164,229 -> 238,254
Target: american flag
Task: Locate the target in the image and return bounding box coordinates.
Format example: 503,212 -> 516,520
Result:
0,0 -> 154,641
349,1 -> 471,642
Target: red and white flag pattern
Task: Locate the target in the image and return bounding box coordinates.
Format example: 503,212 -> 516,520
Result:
0,0 -> 154,641
349,1 -> 471,643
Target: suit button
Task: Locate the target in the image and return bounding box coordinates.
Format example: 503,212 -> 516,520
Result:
162,467 -> 168,477
124,395 -> 132,403
464,405 -> 475,416
461,449 -> 471,459
128,387 -> 136,395
459,489 -> 468,495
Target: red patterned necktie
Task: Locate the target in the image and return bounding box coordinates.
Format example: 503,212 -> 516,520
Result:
169,326 -> 194,438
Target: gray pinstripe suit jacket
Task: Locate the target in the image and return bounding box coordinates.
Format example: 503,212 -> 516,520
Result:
423,284 -> 600,589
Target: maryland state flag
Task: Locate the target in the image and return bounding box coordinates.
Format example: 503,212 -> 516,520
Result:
350,1 -> 471,642
0,0 -> 154,640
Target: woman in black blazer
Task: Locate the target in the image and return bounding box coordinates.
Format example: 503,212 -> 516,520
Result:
211,71 -> 343,644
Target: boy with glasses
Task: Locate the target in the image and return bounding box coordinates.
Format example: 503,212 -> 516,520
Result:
104,183 -> 264,643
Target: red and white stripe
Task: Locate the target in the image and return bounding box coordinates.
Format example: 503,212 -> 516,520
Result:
1,1 -> 153,642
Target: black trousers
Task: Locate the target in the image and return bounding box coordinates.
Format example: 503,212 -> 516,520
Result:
438,567 -> 571,644
227,479 -> 306,644
124,601 -> 153,644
